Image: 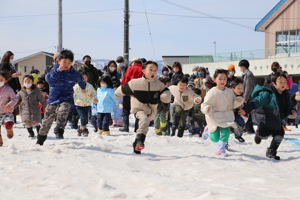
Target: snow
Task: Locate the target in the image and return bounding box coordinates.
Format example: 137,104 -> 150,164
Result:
1,120 -> 300,200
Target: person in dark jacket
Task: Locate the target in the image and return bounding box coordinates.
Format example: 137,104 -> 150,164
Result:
76,55 -> 101,89
239,59 -> 256,134
170,62 -> 184,85
0,51 -> 21,94
36,49 -> 86,145
103,60 -> 121,88
241,72 -> 292,160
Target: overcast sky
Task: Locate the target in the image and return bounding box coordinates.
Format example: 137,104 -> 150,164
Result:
0,0 -> 279,61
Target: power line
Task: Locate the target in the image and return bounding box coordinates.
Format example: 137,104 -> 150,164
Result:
142,0 -> 156,60
0,9 -> 122,19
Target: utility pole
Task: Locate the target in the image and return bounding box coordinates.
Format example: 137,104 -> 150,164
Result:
124,0 -> 130,66
58,0 -> 63,52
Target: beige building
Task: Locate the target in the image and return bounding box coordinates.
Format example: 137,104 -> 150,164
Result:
14,51 -> 54,79
255,0 -> 300,57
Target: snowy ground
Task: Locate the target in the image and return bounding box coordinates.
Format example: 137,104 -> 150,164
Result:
1,118 -> 300,200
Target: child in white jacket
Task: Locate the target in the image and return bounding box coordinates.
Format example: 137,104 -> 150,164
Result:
201,69 -> 244,156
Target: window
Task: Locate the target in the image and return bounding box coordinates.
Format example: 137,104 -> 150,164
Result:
276,29 -> 300,54
24,66 -> 27,73
32,66 -> 34,70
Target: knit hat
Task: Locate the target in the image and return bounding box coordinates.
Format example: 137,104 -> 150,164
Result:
227,64 -> 235,70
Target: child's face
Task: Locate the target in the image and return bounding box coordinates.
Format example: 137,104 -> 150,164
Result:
232,83 -> 243,96
37,83 -> 44,89
273,76 -> 287,92
173,67 -> 179,73
23,77 -> 33,85
59,58 -> 72,70
82,74 -> 88,82
178,82 -> 187,92
143,64 -> 158,81
214,73 -> 227,88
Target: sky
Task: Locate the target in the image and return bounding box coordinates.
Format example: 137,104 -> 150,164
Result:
0,0 -> 280,61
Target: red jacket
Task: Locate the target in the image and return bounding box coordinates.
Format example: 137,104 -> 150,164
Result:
121,64 -> 143,85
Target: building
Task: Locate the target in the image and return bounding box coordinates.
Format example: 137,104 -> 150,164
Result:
162,55 -> 214,66
13,51 -> 54,79
255,0 -> 300,57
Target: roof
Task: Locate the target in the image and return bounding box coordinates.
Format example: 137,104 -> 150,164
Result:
14,51 -> 54,64
255,0 -> 295,32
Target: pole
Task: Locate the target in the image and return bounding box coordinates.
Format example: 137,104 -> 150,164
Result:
124,0 -> 129,66
58,0 -> 63,52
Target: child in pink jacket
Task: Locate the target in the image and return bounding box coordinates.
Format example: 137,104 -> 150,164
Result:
0,71 -> 18,146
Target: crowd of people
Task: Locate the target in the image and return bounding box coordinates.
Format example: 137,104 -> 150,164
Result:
0,49 -> 298,160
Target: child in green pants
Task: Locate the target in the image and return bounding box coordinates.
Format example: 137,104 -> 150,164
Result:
201,69 -> 244,156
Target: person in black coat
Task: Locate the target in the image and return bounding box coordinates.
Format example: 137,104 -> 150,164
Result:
170,62 -> 184,85
103,60 -> 121,88
0,51 -> 21,94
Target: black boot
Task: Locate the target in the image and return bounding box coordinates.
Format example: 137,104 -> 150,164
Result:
254,130 -> 262,144
266,148 -> 280,160
235,135 -> 245,143
83,128 -> 89,137
54,128 -> 64,139
266,135 -> 283,160
27,127 -> 35,138
36,134 -> 47,146
119,115 -> 129,132
177,127 -> 185,138
171,127 -> 176,136
35,125 -> 40,135
133,134 -> 146,154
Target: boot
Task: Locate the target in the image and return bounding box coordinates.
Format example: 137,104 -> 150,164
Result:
119,115 -> 129,132
36,134 -> 47,146
177,127 -> 185,138
133,134 -> 146,154
54,128 -> 64,139
254,130 -> 262,144
266,148 -> 280,160
83,128 -> 89,137
6,129 -> 13,139
35,125 -> 41,135
235,135 -> 245,143
77,128 -> 83,136
0,134 -> 3,146
171,126 -> 176,136
27,127 -> 35,138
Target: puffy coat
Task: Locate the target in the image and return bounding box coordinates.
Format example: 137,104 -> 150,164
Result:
97,87 -> 118,113
115,76 -> 171,120
17,87 -> 46,123
121,63 -> 143,85
46,64 -> 86,105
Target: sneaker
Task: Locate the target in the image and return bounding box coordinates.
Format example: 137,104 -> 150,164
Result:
235,135 -> 245,143
215,149 -> 227,157
102,131 -> 110,135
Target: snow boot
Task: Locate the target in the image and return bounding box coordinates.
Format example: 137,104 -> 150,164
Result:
133,134 -> 146,154
254,130 -> 262,144
177,127 -> 185,138
266,148 -> 280,160
83,128 -> 89,137
36,134 -> 47,146
119,115 -> 129,132
54,128 -> 64,139
27,127 -> 35,138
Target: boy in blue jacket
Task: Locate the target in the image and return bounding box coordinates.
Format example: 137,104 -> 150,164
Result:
37,50 -> 86,145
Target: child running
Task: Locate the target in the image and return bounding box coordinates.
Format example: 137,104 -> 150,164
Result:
17,75 -> 46,138
201,69 -> 244,156
0,71 -> 18,146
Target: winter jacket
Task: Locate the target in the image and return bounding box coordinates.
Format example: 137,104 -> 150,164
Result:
171,72 -> 184,85
242,69 -> 256,102
97,87 -> 118,113
17,87 -> 46,123
76,63 -> 101,89
244,85 -> 291,131
115,76 -> 172,120
104,71 -> 121,88
169,85 -> 201,111
0,63 -> 21,93
46,64 -> 86,105
73,82 -> 96,107
121,63 -> 143,85
0,84 -> 18,114
201,87 -> 243,132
